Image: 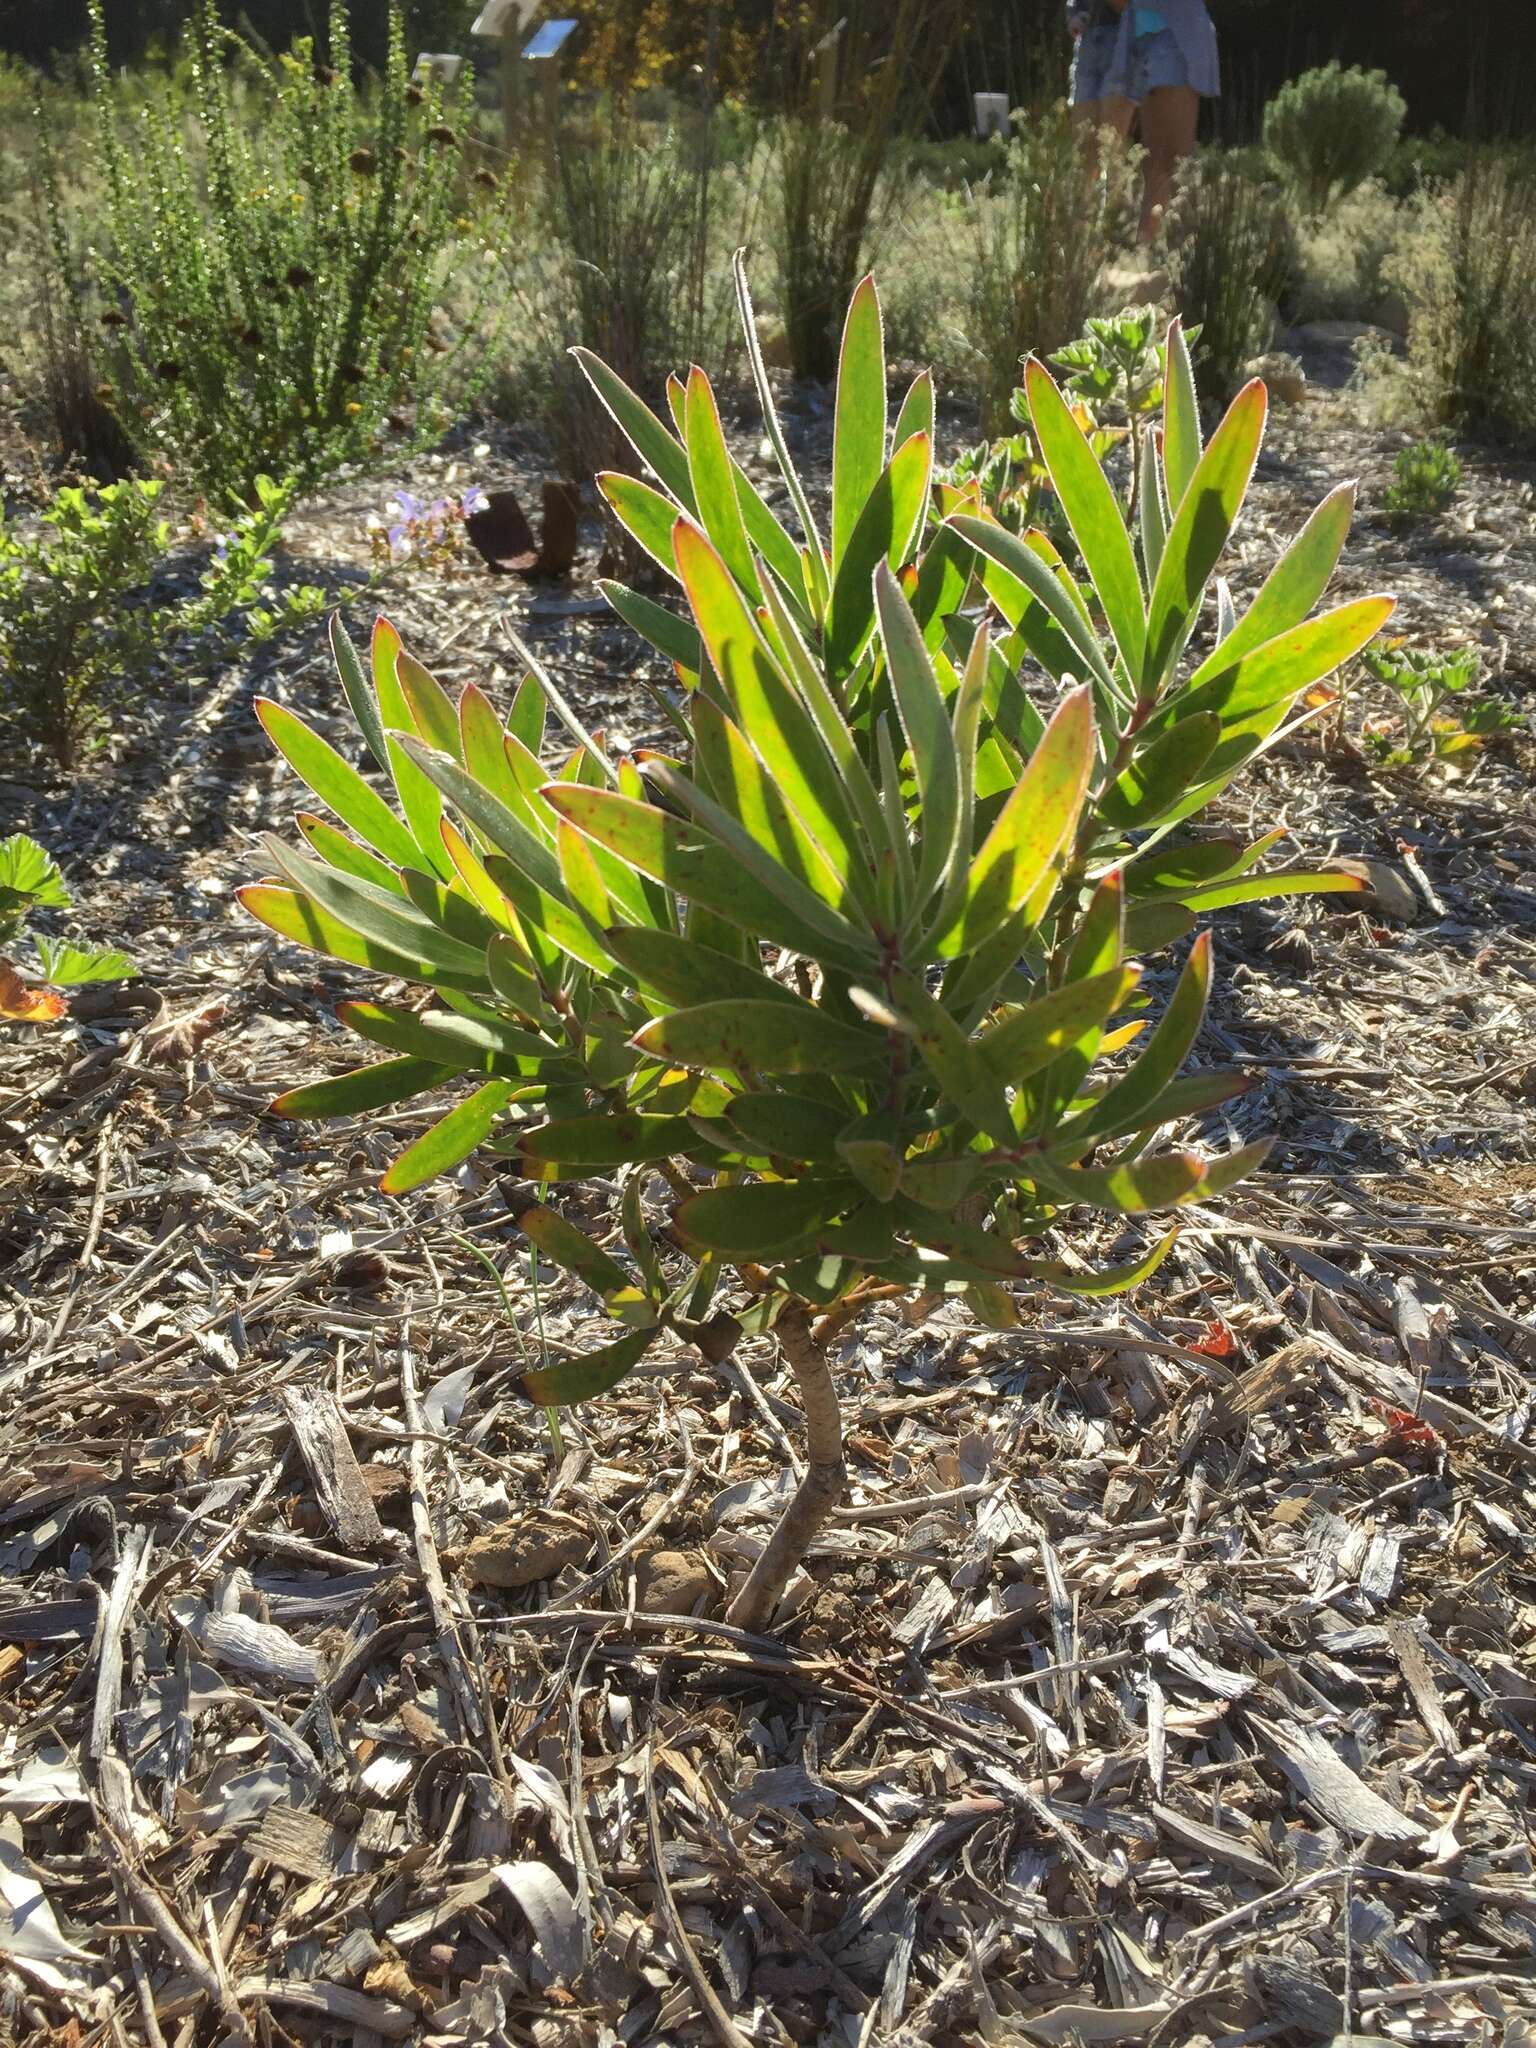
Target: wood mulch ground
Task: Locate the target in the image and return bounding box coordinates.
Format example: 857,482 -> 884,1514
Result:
2,366 -> 1535,2047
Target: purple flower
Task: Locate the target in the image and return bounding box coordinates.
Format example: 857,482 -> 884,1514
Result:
386,521 -> 412,561
390,491 -> 422,523
213,534 -> 230,563
462,485 -> 488,516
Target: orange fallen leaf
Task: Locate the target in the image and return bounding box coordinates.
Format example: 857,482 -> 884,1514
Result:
1189,1319 -> 1236,1358
0,957 -> 67,1024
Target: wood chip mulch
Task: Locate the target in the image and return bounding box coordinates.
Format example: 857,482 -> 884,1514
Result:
2,383 -> 1535,2047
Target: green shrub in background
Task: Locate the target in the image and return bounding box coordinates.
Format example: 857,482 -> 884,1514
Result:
768,0 -> 956,382
1263,61 -> 1406,216
965,106 -> 1133,431
71,0 -> 511,506
1383,437 -> 1461,520
0,474 -> 323,768
1161,156 -> 1295,404
1391,150 -> 1536,442
1288,178 -> 1407,325
244,264 -> 1388,1628
502,103 -> 762,494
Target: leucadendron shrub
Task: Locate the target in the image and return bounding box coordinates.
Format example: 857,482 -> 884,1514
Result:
243,262 -> 1391,1630
74,0 -> 510,505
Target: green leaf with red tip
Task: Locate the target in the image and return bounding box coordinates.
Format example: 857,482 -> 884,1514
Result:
257,699 -> 420,871
381,1079 -> 515,1194
684,366 -> 757,596
633,1000 -> 885,1076
1144,378 -> 1267,688
598,472 -> 684,578
824,431 -> 933,676
934,685 -> 1095,958
1025,356 -> 1146,682
1067,931 -> 1213,1144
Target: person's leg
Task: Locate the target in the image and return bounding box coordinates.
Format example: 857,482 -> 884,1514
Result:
1138,82 -> 1198,240
1071,95 -> 1136,182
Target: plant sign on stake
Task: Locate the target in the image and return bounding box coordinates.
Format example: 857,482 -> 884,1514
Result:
242,260 -> 1391,1631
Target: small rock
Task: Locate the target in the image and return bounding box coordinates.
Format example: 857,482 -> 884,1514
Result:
635,1548 -> 716,1616
457,1517 -> 589,1589
1247,350 -> 1306,404
1326,858 -> 1419,924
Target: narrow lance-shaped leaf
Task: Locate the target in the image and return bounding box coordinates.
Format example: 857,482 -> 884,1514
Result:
933,685 -> 1095,959
1162,318 -> 1202,510
517,1327 -> 656,1408
634,999 -> 886,1077
273,1054 -> 453,1120
1186,481 -> 1356,686
824,430 -> 932,677
1144,378 -> 1267,689
257,700 -> 421,872
875,561 -> 959,904
381,1078 -> 516,1195
1025,356 -> 1146,683
832,276 -> 887,568
1068,930 -> 1214,1144
330,611 -> 388,772
684,366 -> 757,597
572,346 -> 696,510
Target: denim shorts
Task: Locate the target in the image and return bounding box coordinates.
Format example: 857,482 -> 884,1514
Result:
1127,26 -> 1189,96
1069,23 -> 1121,104
1070,21 -> 1190,104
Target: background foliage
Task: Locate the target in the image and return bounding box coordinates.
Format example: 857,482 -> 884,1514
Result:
4,0 -> 1522,141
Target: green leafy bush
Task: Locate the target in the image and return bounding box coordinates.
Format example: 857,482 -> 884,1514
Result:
1391,150 -> 1536,441
1360,642 -> 1517,768
1383,437 -> 1461,521
1161,157 -> 1295,403
1290,179 -> 1407,325
964,106 -> 1132,430
74,0 -> 509,504
245,264 -> 1386,1627
768,0 -> 955,382
1263,62 -> 1406,216
501,104 -> 761,494
0,473 -> 319,767
0,835 -> 133,1019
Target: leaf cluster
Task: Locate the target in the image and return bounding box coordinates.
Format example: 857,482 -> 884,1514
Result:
246,263 -> 1387,1407
69,0 -> 512,506
1360,640 -> 1518,767
1382,436 -> 1461,522
0,835 -> 133,1004
0,472 -> 319,767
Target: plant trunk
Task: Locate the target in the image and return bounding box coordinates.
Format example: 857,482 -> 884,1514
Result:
724,1300 -> 845,1634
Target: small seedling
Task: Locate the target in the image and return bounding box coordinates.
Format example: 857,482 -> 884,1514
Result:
1383,438 -> 1461,521
1361,641 -> 1517,767
0,835 -> 133,1022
